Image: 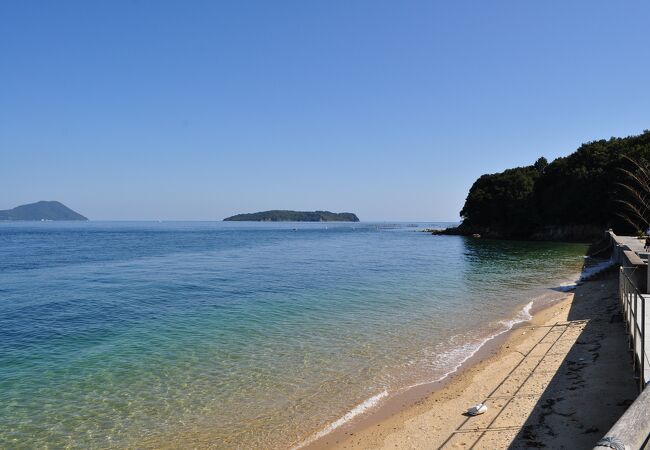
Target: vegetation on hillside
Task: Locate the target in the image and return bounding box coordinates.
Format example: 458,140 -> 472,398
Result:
451,130 -> 650,239
224,210 -> 359,222
0,201 -> 88,221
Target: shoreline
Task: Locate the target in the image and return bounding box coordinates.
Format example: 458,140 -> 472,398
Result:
304,270 -> 635,450
297,290 -> 573,449
297,259 -> 615,449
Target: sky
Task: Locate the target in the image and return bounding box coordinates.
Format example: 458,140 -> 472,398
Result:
2,1 -> 650,221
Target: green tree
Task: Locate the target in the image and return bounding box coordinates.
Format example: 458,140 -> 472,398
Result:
456,130 -> 650,238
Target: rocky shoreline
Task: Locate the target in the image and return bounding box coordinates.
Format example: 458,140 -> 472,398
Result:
421,224 -> 604,242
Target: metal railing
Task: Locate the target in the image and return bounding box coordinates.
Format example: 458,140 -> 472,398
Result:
594,268 -> 650,450
619,266 -> 649,392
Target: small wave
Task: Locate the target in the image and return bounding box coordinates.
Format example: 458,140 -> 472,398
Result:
500,300 -> 533,328
293,300 -> 536,448
559,258 -> 616,291
408,300 -> 534,390
579,258 -> 615,281
557,283 -> 577,292
292,390 -> 389,449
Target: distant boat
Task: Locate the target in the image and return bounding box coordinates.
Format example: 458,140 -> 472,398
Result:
472,233 -> 481,238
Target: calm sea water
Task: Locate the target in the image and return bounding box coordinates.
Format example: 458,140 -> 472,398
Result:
0,222 -> 589,449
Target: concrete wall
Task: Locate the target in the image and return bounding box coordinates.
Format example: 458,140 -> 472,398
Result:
609,231 -> 648,293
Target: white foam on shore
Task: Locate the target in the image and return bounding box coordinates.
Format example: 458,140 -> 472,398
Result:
406,300 -> 534,391
292,259 -> 615,449
579,258 -> 616,281
292,390 -> 388,449
294,299 -> 537,449
558,257 -> 616,291
503,300 -> 533,326
404,258 -> 615,394
557,283 -> 577,292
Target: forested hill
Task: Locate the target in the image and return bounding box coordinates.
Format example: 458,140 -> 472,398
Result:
0,201 -> 88,221
224,210 -> 359,222
444,130 -> 650,240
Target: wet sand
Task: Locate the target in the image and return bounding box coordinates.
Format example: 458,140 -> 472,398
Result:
311,270 -> 637,450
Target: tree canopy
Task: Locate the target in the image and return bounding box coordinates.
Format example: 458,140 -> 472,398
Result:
224,210 -> 359,222
457,130 -> 650,238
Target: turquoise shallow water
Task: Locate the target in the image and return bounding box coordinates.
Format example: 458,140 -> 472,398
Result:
0,222 -> 589,449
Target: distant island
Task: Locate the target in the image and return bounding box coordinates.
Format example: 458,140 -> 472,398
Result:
0,201 -> 88,221
224,210 -> 359,222
436,130 -> 650,241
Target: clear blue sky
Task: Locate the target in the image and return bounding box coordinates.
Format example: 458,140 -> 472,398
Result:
2,1 -> 649,221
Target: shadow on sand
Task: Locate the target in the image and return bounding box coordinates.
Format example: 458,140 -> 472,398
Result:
507,268 -> 637,449
437,267 -> 638,449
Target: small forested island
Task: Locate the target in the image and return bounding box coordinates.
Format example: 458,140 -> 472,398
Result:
0,201 -> 88,221
224,210 -> 359,222
438,130 -> 650,241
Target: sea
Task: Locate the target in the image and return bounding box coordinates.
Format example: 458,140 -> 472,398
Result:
0,221 -> 595,449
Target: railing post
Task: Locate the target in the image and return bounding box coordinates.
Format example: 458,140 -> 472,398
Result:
620,267 -> 624,314
633,291 -> 638,373
627,278 -> 632,348
621,267 -> 630,337
641,295 -> 645,391
625,277 -> 633,348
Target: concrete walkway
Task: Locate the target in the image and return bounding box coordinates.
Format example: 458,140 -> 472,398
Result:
616,235 -> 647,254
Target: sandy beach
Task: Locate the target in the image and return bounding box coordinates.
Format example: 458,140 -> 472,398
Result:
308,269 -> 637,450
